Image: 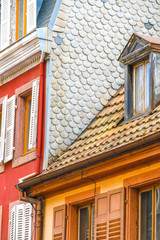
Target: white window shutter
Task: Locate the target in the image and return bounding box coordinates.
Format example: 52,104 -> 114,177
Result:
10,206 -> 16,240
28,80 -> 39,150
24,203 -> 32,240
1,0 -> 10,50
27,0 -> 36,33
0,96 -> 8,163
16,205 -> 24,240
4,95 -> 16,163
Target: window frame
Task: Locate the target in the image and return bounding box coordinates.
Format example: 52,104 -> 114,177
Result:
139,184 -> 160,240
13,79 -> 39,168
16,0 -> 27,40
78,203 -> 95,240
124,167 -> 160,240
133,59 -> 150,116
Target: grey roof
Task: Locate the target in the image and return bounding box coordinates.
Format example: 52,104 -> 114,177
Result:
47,0 -> 160,164
37,0 -> 57,28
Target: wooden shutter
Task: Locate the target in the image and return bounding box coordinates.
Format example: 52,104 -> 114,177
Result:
16,204 -> 24,240
108,188 -> 124,240
1,0 -> 10,50
5,95 -> 16,163
95,192 -> 108,240
27,0 -> 36,33
24,203 -> 32,240
0,96 -> 8,163
28,80 -> 39,150
53,205 -> 66,240
10,206 -> 16,240
0,206 -> 2,240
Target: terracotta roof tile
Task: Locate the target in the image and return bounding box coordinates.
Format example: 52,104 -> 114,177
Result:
48,86 -> 160,170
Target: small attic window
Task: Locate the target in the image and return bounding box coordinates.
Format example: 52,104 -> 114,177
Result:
133,60 -> 150,115
118,33 -> 160,121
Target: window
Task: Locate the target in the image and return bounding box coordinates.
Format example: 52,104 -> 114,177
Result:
78,204 -> 95,240
16,0 -> 26,40
24,94 -> 32,154
10,203 -> 32,240
133,60 -> 150,115
139,186 -> 160,240
13,79 -> 39,167
0,0 -> 36,50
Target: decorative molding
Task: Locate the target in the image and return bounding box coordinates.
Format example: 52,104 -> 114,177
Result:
0,30 -> 51,84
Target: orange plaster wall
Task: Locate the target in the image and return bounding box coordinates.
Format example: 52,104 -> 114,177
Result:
42,160 -> 160,240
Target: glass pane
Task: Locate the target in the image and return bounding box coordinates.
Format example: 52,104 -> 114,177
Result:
91,205 -> 95,240
145,62 -> 150,109
18,0 -> 24,39
26,99 -> 31,152
79,207 -> 89,240
135,64 -> 144,114
156,188 -> 160,240
140,190 -> 152,240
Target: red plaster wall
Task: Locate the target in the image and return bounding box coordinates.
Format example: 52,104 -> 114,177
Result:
0,64 -> 42,240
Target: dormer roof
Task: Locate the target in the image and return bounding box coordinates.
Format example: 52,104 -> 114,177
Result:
118,33 -> 160,65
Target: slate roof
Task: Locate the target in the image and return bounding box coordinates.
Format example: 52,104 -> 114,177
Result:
48,86 -> 160,171
37,0 -> 57,28
48,0 -> 160,162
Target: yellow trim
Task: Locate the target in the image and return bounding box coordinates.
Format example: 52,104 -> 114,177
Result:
24,0 -> 27,35
21,148 -> 36,157
133,60 -> 149,115
16,0 -> 19,40
23,95 -> 31,155
16,0 -> 27,40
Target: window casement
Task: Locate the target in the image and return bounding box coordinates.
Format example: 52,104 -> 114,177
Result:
139,186 -> 160,240
14,79 -> 39,167
23,94 -> 32,154
16,0 -> 36,40
10,203 -> 32,240
78,204 -> 95,240
53,188 -> 124,240
0,0 -> 36,50
133,60 -> 150,115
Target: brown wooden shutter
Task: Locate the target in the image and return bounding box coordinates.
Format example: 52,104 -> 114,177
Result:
108,188 -> 124,240
95,192 -> 108,240
53,205 -> 66,240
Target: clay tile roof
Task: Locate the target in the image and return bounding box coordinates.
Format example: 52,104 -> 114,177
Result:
48,86 -> 160,171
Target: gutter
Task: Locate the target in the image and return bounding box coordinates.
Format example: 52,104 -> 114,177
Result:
17,131 -> 160,190
16,185 -> 42,240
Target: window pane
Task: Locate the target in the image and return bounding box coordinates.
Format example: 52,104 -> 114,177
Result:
91,205 -> 95,240
140,190 -> 152,240
79,207 -> 89,240
135,65 -> 144,114
156,188 -> 160,240
18,0 -> 24,39
145,62 -> 150,109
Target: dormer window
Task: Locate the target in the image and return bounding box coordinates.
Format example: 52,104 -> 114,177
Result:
119,33 -> 160,121
133,60 -> 150,115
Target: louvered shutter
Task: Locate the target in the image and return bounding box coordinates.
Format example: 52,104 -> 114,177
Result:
28,80 -> 39,150
95,192 -> 108,240
1,0 -> 10,50
108,188 -> 124,240
16,205 -> 24,240
53,205 -> 66,240
4,95 -> 16,163
27,0 -> 36,33
24,203 -> 32,240
10,206 -> 16,240
0,96 -> 8,163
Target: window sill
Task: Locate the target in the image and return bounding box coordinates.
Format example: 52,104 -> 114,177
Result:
12,150 -> 36,168
0,164 -> 5,173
